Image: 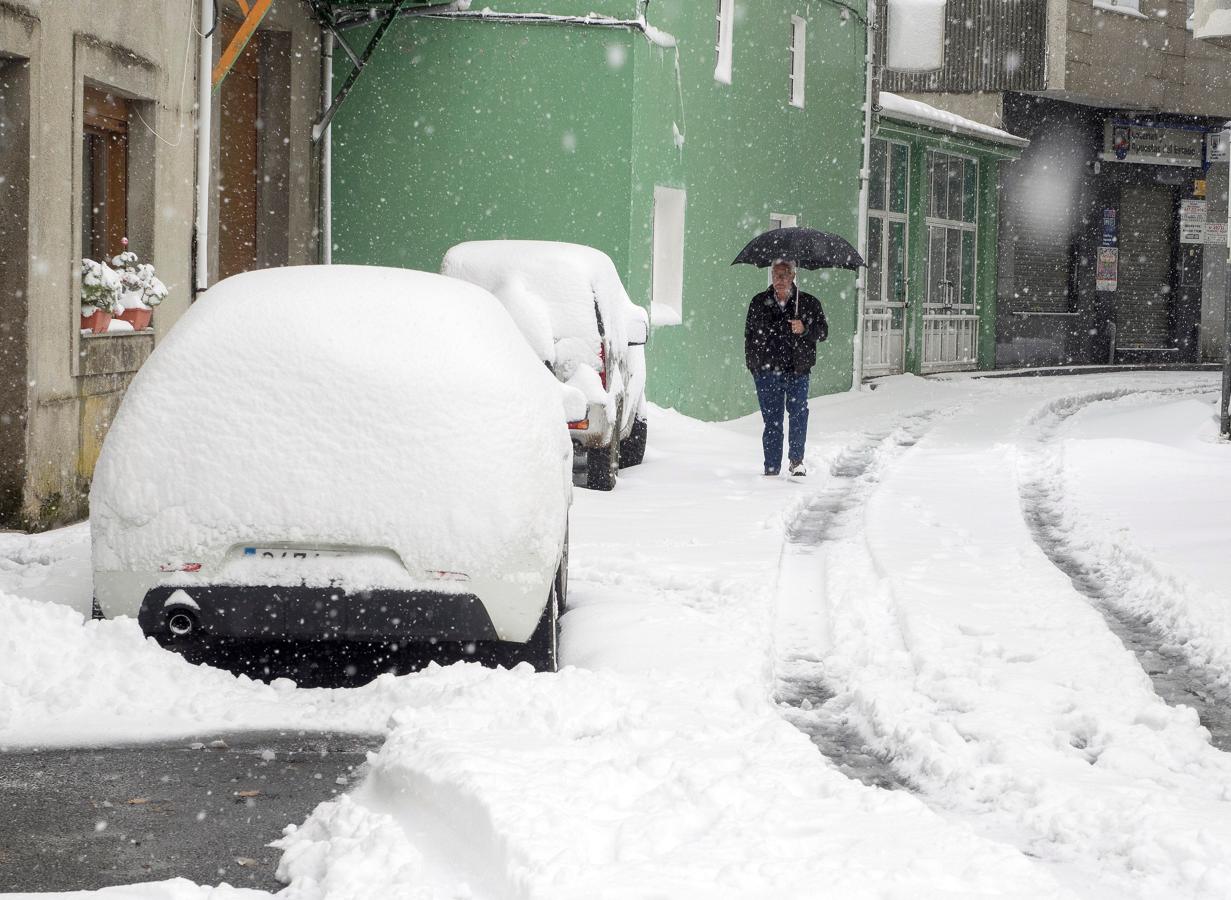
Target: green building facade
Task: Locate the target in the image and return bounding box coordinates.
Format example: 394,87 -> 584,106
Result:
328,4 -> 1027,418
330,1 -> 870,420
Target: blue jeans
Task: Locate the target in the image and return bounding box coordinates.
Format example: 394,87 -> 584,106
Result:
753,371 -> 809,472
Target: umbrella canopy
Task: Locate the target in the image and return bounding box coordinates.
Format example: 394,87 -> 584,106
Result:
732,227 -> 863,270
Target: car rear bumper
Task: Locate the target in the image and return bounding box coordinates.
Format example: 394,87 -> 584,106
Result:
137,584 -> 499,642
570,400 -> 614,450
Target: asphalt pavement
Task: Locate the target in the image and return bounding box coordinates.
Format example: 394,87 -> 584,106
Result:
0,730 -> 380,893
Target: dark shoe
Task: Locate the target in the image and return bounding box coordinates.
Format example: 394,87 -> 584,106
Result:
764,467 -> 780,477
789,460 -> 806,477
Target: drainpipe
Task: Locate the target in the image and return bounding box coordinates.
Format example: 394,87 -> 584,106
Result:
851,0 -> 876,390
1222,122 -> 1231,439
320,30 -> 333,265
194,0 -> 214,295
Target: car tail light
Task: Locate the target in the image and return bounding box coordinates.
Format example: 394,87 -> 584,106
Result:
159,563 -> 202,573
568,419 -> 590,430
599,342 -> 608,390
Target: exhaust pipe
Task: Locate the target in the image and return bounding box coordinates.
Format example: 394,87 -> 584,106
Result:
167,608 -> 199,637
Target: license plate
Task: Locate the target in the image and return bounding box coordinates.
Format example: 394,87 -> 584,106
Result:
243,547 -> 351,561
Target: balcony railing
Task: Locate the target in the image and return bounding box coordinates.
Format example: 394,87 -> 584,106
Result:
878,0 -> 1047,94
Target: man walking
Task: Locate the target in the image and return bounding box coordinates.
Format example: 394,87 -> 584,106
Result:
744,260 -> 828,477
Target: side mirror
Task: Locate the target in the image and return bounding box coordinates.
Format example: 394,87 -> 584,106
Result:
626,305 -> 649,346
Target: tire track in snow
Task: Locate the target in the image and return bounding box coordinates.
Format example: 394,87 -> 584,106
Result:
773,412 -> 938,790
1018,385 -> 1231,752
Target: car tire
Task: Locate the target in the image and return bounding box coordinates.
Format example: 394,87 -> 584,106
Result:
585,401 -> 622,491
521,574 -> 561,673
619,416 -> 648,468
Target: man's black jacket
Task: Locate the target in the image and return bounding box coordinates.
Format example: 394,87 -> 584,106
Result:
744,286 -> 828,375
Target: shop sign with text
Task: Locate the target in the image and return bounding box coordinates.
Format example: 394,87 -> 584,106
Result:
1101,121 -> 1204,168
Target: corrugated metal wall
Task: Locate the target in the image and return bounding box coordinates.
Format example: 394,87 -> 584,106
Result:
879,0 -> 1047,93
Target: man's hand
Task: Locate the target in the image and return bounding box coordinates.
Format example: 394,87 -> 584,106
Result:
789,319 -> 804,335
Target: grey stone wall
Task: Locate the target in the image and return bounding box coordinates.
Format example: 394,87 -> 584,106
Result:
0,0 -> 321,530
1201,157 -> 1228,360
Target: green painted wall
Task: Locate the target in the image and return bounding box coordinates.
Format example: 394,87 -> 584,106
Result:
331,1 -> 869,420
330,8 -> 636,274
631,2 -> 868,419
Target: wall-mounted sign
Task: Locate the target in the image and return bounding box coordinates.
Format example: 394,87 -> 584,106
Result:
1101,208 -> 1118,247
1101,121 -> 1205,168
1206,130 -> 1229,164
1204,221 -> 1228,246
1096,246 -> 1119,292
1180,198 -> 1208,244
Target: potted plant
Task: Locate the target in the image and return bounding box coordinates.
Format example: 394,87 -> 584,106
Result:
80,258 -> 121,334
111,239 -> 167,331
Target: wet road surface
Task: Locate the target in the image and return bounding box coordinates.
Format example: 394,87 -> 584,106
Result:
0,730 -> 380,893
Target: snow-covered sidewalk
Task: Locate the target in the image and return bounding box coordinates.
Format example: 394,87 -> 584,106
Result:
2,372 -> 1229,899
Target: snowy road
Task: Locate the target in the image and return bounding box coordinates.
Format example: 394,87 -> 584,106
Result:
2,372 -> 1230,899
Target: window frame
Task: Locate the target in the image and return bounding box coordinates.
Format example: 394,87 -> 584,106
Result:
923,150 -> 979,312
789,16 -> 807,108
866,138 -> 910,308
651,185 -> 687,326
715,0 -> 735,84
81,84 -> 129,263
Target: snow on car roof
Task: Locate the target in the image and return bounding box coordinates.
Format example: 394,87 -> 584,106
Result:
90,265 -> 570,582
441,240 -> 631,356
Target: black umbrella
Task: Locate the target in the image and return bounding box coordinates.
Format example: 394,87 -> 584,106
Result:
732,227 -> 863,270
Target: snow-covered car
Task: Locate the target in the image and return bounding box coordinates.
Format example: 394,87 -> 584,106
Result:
441,240 -> 649,491
90,266 -> 572,671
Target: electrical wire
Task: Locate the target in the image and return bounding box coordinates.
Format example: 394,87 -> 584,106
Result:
130,0 -> 197,149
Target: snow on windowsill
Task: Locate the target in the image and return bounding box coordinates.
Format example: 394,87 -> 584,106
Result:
651,303 -> 682,327
1093,1 -> 1148,20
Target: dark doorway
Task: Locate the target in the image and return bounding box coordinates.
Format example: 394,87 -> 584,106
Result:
1117,182 -> 1175,352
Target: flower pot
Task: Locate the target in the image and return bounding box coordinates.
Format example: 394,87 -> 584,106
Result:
117,307 -> 152,330
81,309 -> 113,334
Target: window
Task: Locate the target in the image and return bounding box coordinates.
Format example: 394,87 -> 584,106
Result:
770,212 -> 798,229
715,0 -> 734,84
925,151 -> 978,311
651,186 -> 686,325
82,85 -> 128,262
866,139 -> 909,305
789,16 -> 806,108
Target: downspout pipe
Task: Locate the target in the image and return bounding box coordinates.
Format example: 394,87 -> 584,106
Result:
1222,120 -> 1231,439
194,0 -> 214,295
851,0 -> 876,390
320,30 -> 333,265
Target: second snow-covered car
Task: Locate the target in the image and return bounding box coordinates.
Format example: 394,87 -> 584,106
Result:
441,240 -> 648,491
90,265 -> 573,671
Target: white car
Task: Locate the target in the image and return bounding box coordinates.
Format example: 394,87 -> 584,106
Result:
441,240 -> 649,491
90,265 -> 573,672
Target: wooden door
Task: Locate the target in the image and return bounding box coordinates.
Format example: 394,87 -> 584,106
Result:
218,16 -> 260,280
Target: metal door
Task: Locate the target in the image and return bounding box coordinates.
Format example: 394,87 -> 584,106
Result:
921,152 -> 979,372
863,140 -> 909,375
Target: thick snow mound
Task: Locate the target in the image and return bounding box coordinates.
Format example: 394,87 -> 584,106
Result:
90,266 -> 571,587
441,240 -> 632,376
276,663 -> 1069,900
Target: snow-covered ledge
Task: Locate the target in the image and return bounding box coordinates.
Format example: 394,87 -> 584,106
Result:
878,92 -> 1030,149
1092,0 -> 1149,20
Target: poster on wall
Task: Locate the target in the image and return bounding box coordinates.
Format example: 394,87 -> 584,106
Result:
1180,199 -> 1208,245
1096,246 -> 1118,292
1101,208 -> 1118,247
1204,221 -> 1228,246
